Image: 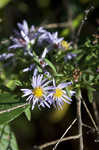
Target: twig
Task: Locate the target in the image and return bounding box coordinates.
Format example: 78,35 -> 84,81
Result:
92,100 -> 99,126
53,118 -> 77,150
75,5 -> 94,47
82,99 -> 98,131
77,6 -> 94,39
34,134 -> 80,150
82,123 -> 99,143
0,103 -> 28,114
77,96 -> 83,150
37,22 -> 70,29
82,123 -> 95,130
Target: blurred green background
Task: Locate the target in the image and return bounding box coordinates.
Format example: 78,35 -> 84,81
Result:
0,0 -> 99,150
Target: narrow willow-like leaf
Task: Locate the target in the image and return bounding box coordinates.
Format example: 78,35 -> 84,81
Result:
0,93 -> 18,103
15,80 -> 23,86
0,103 -> 29,125
0,93 -> 25,111
0,93 -> 29,125
24,105 -> 31,121
45,58 -> 57,73
0,124 -> 19,150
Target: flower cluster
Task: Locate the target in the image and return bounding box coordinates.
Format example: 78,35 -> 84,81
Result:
7,20 -> 77,74
9,20 -> 36,51
21,73 -> 75,110
7,20 -> 76,110
9,20 -> 73,58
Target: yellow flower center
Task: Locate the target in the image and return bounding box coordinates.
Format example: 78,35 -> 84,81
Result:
61,40 -> 70,50
33,87 -> 43,98
54,88 -> 63,98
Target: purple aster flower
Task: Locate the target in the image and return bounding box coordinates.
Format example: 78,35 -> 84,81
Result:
41,47 -> 48,59
23,64 -> 35,72
37,31 -> 49,46
36,27 -> 47,37
46,32 -> 63,47
38,31 -> 63,48
9,20 -> 36,53
44,71 -> 52,78
38,32 -> 64,59
47,79 -> 75,109
0,53 -> 14,61
64,53 -> 77,61
21,73 -> 52,110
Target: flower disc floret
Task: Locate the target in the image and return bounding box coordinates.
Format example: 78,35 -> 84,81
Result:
33,87 -> 43,98
54,88 -> 63,98
61,40 -> 70,50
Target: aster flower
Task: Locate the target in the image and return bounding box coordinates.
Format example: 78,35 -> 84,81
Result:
47,79 -> 75,109
0,53 -> 14,61
37,31 -> 49,46
64,53 -> 77,62
46,32 -> 63,47
23,64 -> 35,72
21,74 -> 52,109
38,31 -> 63,48
9,20 -> 36,53
39,32 -> 64,59
36,27 -> 47,37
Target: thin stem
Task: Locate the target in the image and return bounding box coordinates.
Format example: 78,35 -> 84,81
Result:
0,103 -> 28,114
34,134 -> 80,150
82,99 -> 98,131
53,118 -> 77,150
92,100 -> 99,126
82,123 -> 95,130
74,5 -> 94,47
37,22 -> 70,29
77,96 -> 83,150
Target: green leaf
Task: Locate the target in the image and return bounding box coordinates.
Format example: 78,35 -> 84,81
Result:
84,39 -> 91,47
95,75 -> 99,82
45,58 -> 57,73
6,80 -> 17,90
87,86 -> 96,103
55,73 -> 64,77
37,65 -> 43,73
0,124 -> 19,150
0,103 -> 29,125
0,93 -> 29,125
87,86 -> 96,92
14,80 -> 23,86
89,74 -> 94,82
24,106 -> 31,121
61,14 -> 83,37
0,93 -> 18,103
